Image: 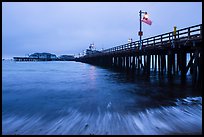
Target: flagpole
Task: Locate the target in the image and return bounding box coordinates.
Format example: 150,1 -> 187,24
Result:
139,10 -> 152,50
139,10 -> 142,50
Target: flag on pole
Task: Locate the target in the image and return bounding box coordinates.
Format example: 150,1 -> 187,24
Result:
141,17 -> 152,25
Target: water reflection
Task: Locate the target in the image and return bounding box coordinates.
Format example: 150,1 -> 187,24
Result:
89,66 -> 96,81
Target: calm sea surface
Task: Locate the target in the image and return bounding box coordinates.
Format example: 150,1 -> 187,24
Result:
2,61 -> 202,135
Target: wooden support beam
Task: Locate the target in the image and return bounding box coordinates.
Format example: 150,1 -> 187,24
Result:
180,50 -> 187,81
136,56 -> 138,70
154,54 -> 157,72
198,50 -> 202,88
164,55 -> 167,72
168,50 -> 172,77
190,52 -> 193,75
113,56 -> 116,67
119,56 -> 122,69
138,56 -> 144,70
177,52 -> 180,73
175,53 -> 177,73
172,53 -> 175,75
185,51 -> 197,74
152,55 -> 154,71
147,54 -> 150,75
192,53 -> 198,87
161,54 -> 164,75
132,56 -> 135,72
126,56 -> 129,71
158,54 -> 161,74
123,56 -> 125,69
143,55 -> 146,74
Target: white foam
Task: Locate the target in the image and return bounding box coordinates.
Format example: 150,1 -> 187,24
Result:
3,97 -> 202,135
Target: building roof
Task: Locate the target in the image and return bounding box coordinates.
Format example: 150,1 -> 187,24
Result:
29,52 -> 56,56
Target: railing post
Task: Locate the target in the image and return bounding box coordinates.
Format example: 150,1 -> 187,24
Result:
200,25 -> 202,37
161,35 -> 163,45
188,27 -> 190,39
147,39 -> 149,46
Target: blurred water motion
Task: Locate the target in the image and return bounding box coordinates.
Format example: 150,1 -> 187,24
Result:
2,61 -> 202,135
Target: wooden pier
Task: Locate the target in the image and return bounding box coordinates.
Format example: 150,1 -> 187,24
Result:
76,24 -> 202,88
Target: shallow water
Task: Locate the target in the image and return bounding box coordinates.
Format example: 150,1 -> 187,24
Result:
2,61 -> 202,135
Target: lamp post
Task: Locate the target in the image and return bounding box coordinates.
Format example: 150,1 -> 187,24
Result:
139,10 -> 148,50
128,38 -> 132,43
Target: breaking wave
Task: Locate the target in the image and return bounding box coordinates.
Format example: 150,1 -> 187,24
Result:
2,96 -> 202,135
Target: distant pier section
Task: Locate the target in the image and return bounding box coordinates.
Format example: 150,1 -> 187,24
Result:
13,52 -> 75,61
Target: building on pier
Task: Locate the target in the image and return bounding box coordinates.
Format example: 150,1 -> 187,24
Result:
86,43 -> 101,55
59,55 -> 75,61
29,52 -> 57,59
13,52 -> 57,61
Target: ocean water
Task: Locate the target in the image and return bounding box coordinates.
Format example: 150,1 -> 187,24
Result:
2,61 -> 202,135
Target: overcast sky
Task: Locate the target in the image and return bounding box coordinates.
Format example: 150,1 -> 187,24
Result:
2,2 -> 202,58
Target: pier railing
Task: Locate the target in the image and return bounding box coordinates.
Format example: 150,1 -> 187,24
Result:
88,24 -> 202,56
77,24 -> 202,88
